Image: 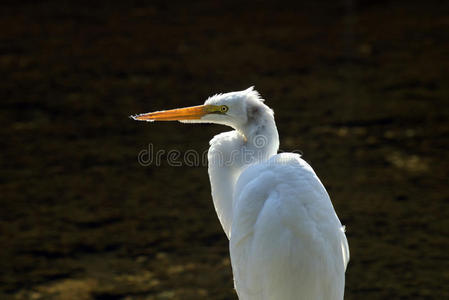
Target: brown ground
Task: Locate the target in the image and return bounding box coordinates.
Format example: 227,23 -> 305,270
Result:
1,1 -> 448,299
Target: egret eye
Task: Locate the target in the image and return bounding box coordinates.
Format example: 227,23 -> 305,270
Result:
220,105 -> 229,113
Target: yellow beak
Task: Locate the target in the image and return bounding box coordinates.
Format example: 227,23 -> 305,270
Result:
131,105 -> 219,121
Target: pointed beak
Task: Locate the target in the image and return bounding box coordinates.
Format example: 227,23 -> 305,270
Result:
131,105 -> 214,122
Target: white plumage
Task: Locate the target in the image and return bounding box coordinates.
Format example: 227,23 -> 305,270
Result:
229,153 -> 349,299
132,87 -> 349,300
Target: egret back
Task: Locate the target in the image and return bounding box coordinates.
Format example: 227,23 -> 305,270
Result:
230,153 -> 349,300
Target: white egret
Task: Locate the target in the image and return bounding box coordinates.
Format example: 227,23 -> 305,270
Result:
131,87 -> 349,300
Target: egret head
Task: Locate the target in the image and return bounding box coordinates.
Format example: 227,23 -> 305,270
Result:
131,87 -> 273,132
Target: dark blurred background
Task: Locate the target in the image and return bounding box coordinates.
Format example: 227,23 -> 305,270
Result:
1,0 -> 448,299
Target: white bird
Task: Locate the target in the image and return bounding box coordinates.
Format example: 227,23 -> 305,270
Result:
131,87 -> 349,300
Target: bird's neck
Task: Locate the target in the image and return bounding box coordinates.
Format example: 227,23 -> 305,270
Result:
208,114 -> 279,238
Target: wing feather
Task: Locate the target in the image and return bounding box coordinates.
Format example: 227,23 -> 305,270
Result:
230,153 -> 348,300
